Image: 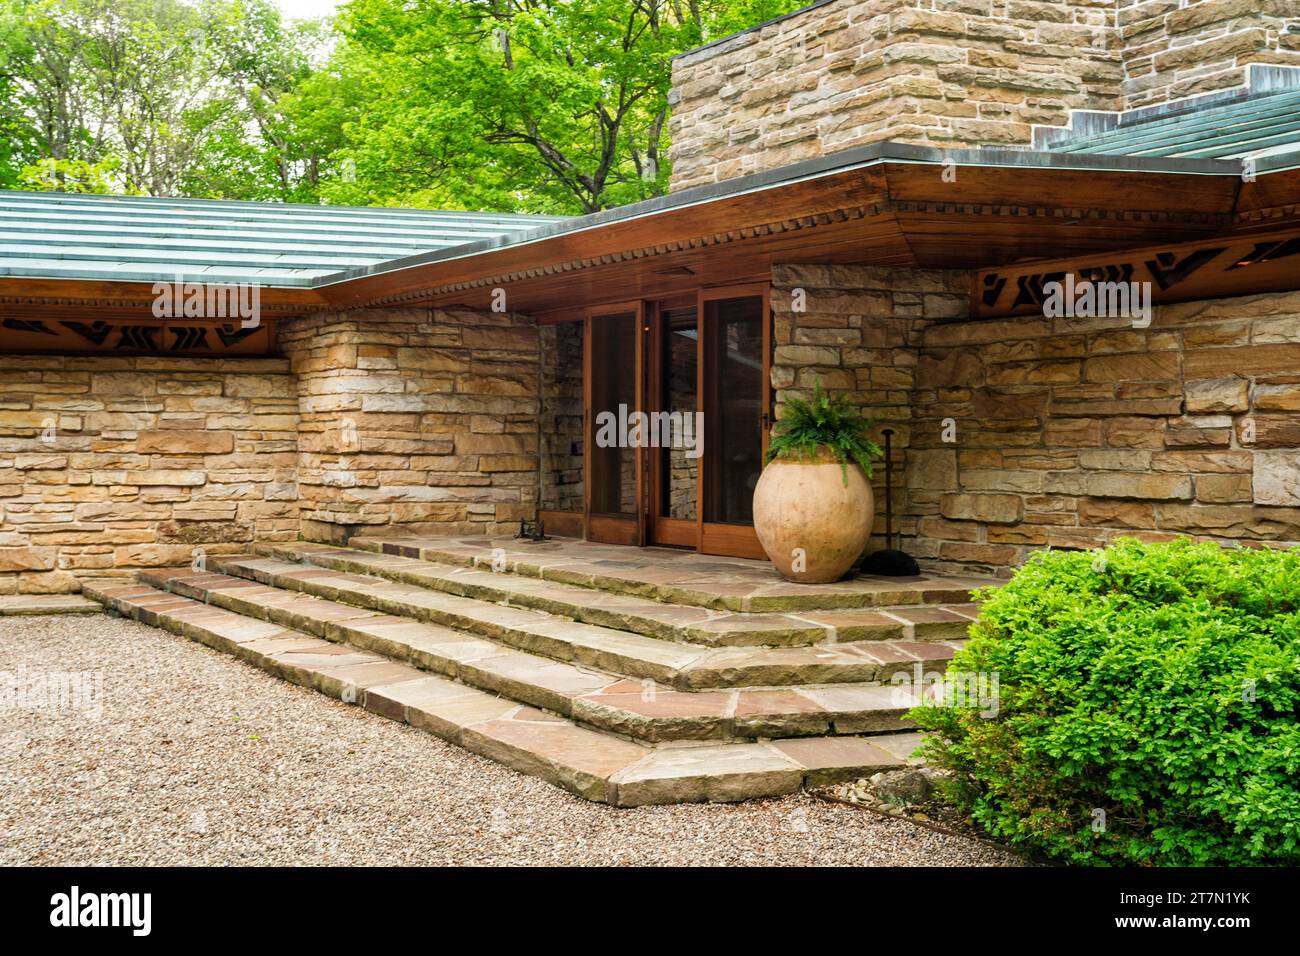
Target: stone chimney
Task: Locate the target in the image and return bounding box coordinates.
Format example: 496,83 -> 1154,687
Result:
668,0 -> 1299,191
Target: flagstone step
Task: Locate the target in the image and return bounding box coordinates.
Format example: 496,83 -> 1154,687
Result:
0,593 -> 103,616
179,560 -> 962,690
140,567 -> 922,742
139,564 -> 956,723
253,543 -> 978,646
83,580 -> 920,805
347,534 -> 998,613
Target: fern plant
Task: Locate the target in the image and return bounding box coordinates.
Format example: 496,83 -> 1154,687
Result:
764,381 -> 882,484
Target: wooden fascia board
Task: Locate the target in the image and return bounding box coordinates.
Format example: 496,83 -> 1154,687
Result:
0,276 -> 329,313
314,166 -> 895,310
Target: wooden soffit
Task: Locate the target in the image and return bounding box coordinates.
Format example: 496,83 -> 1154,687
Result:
313,146 -> 1270,316
0,279 -> 323,355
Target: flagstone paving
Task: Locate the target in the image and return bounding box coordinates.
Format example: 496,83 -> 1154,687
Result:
250,543 -> 985,645
130,567 -> 950,740
348,534 -> 998,612
205,562 -> 962,684
0,594 -> 101,616
80,533 -> 990,805
84,580 -> 921,805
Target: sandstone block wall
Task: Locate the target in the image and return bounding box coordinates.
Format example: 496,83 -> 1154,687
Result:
770,266 -> 1300,575
1120,0 -> 1300,108
670,0 -> 1122,189
539,320 -> 585,514
669,0 -> 1299,190
279,307 -> 542,543
770,263 -> 968,550
909,288 -> 1300,574
0,355 -> 299,593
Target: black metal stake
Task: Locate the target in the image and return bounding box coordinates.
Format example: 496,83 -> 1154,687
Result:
859,425 -> 919,577
882,428 -> 894,551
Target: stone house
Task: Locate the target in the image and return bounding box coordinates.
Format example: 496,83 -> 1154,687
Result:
4,0 -> 1300,595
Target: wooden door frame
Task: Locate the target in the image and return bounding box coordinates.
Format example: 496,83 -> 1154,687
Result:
645,295 -> 701,550
583,302 -> 644,546
696,282 -> 772,560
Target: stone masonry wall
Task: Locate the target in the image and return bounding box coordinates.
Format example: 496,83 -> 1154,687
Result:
0,355 -> 299,594
280,307 -> 541,543
1119,0 -> 1300,109
770,263 -> 967,551
539,320 -> 585,513
670,0 -> 1122,189
669,0 -> 1298,191
909,288 -> 1300,575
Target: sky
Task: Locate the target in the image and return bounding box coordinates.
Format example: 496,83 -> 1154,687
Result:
274,0 -> 343,21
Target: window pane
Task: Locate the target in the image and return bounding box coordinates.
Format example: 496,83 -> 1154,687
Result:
589,312 -> 637,516
659,307 -> 697,520
705,296 -> 763,525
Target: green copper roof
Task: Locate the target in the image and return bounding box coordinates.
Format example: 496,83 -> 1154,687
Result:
1049,88 -> 1300,161
0,190 -> 567,286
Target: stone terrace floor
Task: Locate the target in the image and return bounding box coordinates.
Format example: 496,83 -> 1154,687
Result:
354,533 -> 1002,613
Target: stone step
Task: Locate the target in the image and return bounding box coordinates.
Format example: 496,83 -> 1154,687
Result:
256,542 -> 978,646
141,565 -> 931,741
0,593 -> 102,616
348,534 -> 997,613
83,580 -> 920,805
192,557 -> 962,690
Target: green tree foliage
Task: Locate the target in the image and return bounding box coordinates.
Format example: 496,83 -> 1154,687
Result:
321,0 -> 800,213
179,4 -> 338,201
912,538 -> 1300,865
0,0 -> 802,208
18,154 -> 128,192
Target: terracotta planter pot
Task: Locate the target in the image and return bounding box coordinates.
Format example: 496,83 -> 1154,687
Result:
752,452 -> 874,584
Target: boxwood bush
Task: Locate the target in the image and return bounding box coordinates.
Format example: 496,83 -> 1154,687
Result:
911,537 -> 1300,865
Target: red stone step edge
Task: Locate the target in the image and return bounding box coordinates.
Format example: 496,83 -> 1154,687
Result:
141,567 -> 923,742
254,542 -> 978,646
83,580 -> 921,806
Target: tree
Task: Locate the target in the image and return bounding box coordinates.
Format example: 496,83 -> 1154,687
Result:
320,0 -> 802,213
0,4 -> 38,188
0,0 -> 803,209
0,0 -> 331,198
18,154 -> 127,192
180,6 -> 338,202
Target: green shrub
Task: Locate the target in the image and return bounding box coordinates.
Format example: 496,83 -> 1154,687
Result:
911,537 -> 1300,866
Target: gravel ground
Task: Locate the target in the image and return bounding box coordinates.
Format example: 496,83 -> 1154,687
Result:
0,614 -> 1022,867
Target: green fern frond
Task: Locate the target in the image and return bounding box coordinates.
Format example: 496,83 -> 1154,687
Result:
763,380 -> 883,485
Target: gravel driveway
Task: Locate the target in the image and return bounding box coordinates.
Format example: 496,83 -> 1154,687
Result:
0,614 -> 1020,866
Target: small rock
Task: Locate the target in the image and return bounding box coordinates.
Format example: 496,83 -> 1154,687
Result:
872,769 -> 935,807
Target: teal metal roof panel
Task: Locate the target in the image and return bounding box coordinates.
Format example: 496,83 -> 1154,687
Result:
1050,89 -> 1300,160
0,190 -> 567,286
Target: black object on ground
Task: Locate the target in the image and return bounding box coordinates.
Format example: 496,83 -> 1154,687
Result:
859,428 -> 921,577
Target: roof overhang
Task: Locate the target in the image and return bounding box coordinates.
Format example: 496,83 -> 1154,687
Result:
5,141 -> 1300,322
310,142 -> 1300,317
0,275 -> 329,321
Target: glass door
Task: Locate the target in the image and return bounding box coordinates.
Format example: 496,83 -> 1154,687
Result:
581,289 -> 770,559
648,299 -> 699,548
584,304 -> 642,545
699,286 -> 770,559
